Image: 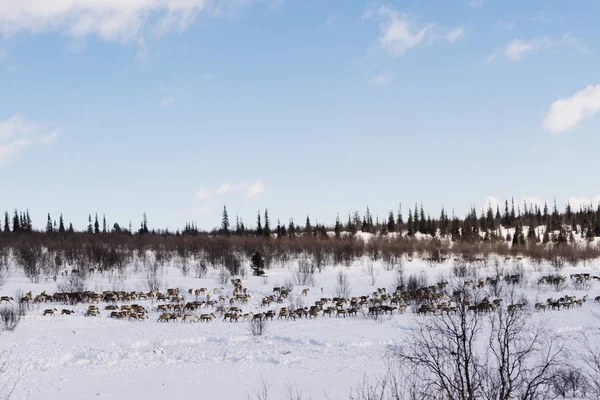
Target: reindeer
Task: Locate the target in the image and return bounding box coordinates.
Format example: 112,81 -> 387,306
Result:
199,313 -> 216,322
0,296 -> 14,303
43,308 -> 58,316
61,309 -> 75,315
301,288 -> 310,297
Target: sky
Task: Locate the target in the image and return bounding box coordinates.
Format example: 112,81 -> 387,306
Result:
1,0 -> 599,231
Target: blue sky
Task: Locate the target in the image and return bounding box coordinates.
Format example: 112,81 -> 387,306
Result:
1,0 -> 599,231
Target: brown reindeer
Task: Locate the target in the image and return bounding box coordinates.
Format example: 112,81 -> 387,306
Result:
43,308 -> 58,316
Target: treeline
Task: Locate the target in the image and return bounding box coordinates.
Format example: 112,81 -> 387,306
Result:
3,198 -> 599,244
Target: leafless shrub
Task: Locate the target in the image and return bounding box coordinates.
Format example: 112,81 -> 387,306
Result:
249,318 -> 267,336
223,252 -> 243,277
217,268 -> 231,285
393,285 -> 561,400
551,255 -> 566,272
284,382 -> 312,400
0,261 -> 8,288
246,378 -> 272,400
15,246 -> 43,283
452,259 -> 469,278
194,259 -> 208,278
393,268 -> 405,292
0,307 -> 21,332
551,367 -> 588,398
293,258 -> 315,286
144,261 -> 163,292
335,270 -> 351,298
176,256 -> 190,276
57,269 -> 88,295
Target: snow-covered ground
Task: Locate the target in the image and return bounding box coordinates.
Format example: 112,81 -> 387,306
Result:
2,255 -> 600,399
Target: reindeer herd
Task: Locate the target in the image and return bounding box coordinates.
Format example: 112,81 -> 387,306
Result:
1,271 -> 600,328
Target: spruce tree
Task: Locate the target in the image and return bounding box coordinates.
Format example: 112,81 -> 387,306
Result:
256,210 -> 263,236
419,204 -> 427,234
221,206 -> 230,235
263,209 -> 271,237
407,210 -> 415,237
250,252 -> 265,276
46,213 -> 53,233
59,214 -> 65,234
235,215 -> 241,236
387,211 -> 396,233
397,204 -> 404,232
87,214 -> 93,233
4,212 -> 10,233
94,213 -> 100,234
68,223 -> 74,234
526,224 -> 536,243
102,214 -> 107,234
288,219 -> 296,238
12,210 -> 20,233
334,213 -> 342,238
305,215 -> 311,234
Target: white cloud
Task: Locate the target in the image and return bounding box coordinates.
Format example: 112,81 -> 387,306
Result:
364,6 -> 463,56
446,27 -> 464,44
160,96 -> 174,107
502,35 -> 587,62
371,74 -> 392,85
364,6 -> 434,56
246,180 -> 265,198
0,0 -> 254,43
196,179 -> 265,200
196,188 -> 213,200
504,38 -> 545,61
543,84 -> 600,134
0,115 -> 60,164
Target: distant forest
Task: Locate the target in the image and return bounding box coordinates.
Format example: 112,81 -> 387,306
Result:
2,198 -> 599,244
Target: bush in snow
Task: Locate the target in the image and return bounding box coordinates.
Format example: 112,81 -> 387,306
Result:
249,318 -> 267,336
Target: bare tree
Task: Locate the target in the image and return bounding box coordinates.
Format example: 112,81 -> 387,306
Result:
216,268 -> 231,285
335,270 -> 351,298
579,332 -> 600,398
483,306 -> 563,400
144,260 -> 163,292
0,307 -> 21,332
246,378 -> 272,400
392,285 -> 483,400
293,257 -> 315,286
249,318 -> 267,336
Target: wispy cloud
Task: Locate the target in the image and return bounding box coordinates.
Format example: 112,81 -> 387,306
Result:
543,84 -> 600,134
446,27 -> 464,44
0,116 -> 60,164
0,0 -> 255,43
487,34 -> 588,63
39,129 -> 61,144
160,96 -> 175,107
371,74 -> 392,85
496,17 -> 521,30
364,6 -> 464,56
467,0 -> 484,9
196,179 -> 266,200
364,6 -> 434,56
